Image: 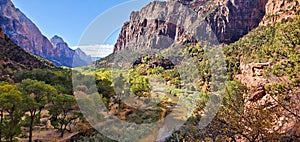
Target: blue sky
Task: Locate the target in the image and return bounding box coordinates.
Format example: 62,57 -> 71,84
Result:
11,0 -> 153,47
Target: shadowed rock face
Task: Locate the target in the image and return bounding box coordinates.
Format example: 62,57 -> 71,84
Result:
206,0 -> 268,44
0,28 -> 54,82
0,0 -> 92,67
114,0 -> 269,52
0,28 -> 54,68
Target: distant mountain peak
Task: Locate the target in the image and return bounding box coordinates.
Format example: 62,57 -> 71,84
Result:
51,35 -> 65,45
75,48 -> 84,53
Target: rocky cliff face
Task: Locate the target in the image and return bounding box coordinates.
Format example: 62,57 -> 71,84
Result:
114,1 -> 199,52
114,0 -> 269,52
0,0 -> 54,57
206,0 -> 268,44
260,0 -> 300,25
0,0 -> 92,67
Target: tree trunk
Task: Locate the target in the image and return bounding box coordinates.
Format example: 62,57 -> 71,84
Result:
6,109 -> 13,142
29,116 -> 34,142
60,113 -> 67,137
9,136 -> 13,142
8,121 -> 12,142
61,124 -> 68,137
28,111 -> 36,142
59,124 -> 64,137
60,130 -> 64,138
0,111 -> 3,142
38,107 -> 43,119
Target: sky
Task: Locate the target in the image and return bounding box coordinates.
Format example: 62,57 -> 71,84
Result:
11,0 -> 154,57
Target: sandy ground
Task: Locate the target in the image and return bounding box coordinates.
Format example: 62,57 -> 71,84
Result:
16,129 -> 79,142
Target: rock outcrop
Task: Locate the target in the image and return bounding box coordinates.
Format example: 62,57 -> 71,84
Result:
234,62 -> 269,101
0,0 -> 92,67
234,61 -> 299,139
114,0 -> 269,52
234,62 -> 291,102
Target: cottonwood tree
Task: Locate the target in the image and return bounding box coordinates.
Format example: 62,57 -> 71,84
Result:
49,94 -> 82,137
0,84 -> 23,142
17,79 -> 57,142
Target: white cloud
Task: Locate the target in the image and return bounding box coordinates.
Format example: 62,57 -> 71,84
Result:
71,44 -> 114,57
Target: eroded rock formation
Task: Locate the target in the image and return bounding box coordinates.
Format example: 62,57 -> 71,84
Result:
260,0 -> 300,25
114,0 -> 270,52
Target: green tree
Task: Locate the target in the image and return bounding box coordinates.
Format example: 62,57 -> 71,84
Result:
0,84 -> 23,142
15,69 -> 73,95
129,75 -> 150,97
49,94 -> 82,137
96,78 -> 115,98
17,79 -> 57,142
114,74 -> 129,107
